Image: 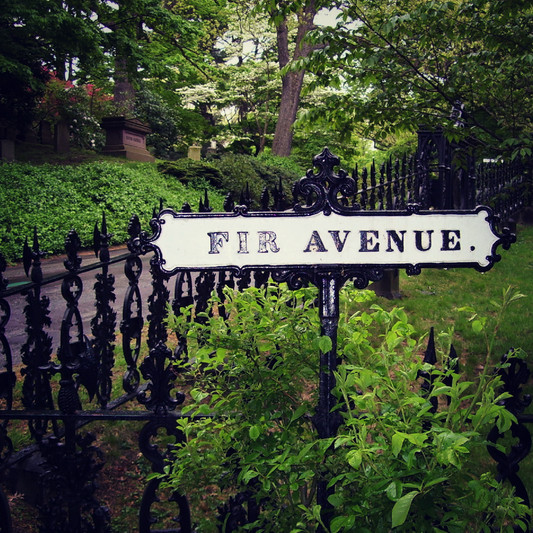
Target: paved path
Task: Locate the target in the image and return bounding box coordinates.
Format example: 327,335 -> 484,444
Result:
2,246 -> 156,366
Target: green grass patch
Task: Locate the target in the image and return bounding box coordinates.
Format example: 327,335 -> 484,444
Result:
356,224 -> 533,374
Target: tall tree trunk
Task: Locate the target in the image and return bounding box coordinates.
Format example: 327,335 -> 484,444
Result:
271,1 -> 317,157
114,57 -> 136,116
272,69 -> 306,157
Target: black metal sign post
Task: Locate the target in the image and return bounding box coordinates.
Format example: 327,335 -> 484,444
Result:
143,148 -> 515,531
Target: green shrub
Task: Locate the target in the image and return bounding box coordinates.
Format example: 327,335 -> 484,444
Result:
157,159 -> 224,188
255,152 -> 305,177
210,154 -> 299,209
0,161 -> 224,262
163,284 -> 529,533
159,154 -> 301,210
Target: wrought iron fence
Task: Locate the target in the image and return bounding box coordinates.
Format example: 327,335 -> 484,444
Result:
345,151 -> 531,225
0,146 -> 531,532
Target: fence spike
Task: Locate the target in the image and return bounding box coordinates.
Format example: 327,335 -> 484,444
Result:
292,182 -> 298,207
204,189 -> 212,212
223,192 -> 234,212
361,167 -> 368,210
423,327 -> 437,365
244,182 -> 252,207
93,221 -> 100,258
23,228 -> 44,283
127,214 -> 141,241
23,236 -> 32,277
64,228 -> 82,272
32,226 -> 39,251
261,187 -> 270,211
94,212 -> 112,263
369,161 -> 377,209
0,252 -> 7,292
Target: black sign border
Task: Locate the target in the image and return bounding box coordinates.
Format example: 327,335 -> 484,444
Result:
140,204 -> 514,280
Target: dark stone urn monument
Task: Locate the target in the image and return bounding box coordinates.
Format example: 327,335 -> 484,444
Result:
100,117 -> 155,162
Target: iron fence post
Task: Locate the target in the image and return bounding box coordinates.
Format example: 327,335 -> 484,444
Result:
314,273 -> 343,533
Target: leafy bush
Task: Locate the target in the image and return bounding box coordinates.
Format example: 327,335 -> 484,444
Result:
157,159 -> 224,188
159,154 -> 300,210
134,84 -> 218,159
0,161 -> 224,262
255,152 -> 305,177
163,284 -> 529,533
209,153 -> 299,209
37,72 -> 114,150
134,87 -> 184,159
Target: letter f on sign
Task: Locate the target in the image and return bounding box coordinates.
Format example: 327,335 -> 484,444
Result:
207,232 -> 229,254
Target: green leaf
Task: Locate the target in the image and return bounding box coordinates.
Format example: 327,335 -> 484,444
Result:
215,347 -> 227,360
290,404 -> 308,424
386,479 -> 403,501
330,515 -> 355,533
392,432 -> 406,457
346,449 -> 362,469
405,433 -> 428,447
328,493 -> 344,507
423,476 -> 449,489
391,490 -> 419,528
496,408 -> 516,433
318,335 -> 333,353
242,469 -> 258,483
472,320 -> 483,334
249,425 -> 261,440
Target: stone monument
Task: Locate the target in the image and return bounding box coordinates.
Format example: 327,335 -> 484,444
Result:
55,120 -> 70,153
40,121 -> 54,145
188,145 -> 201,161
100,117 -> 155,162
0,127 -> 15,162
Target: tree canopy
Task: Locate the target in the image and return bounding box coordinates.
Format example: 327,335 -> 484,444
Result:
0,0 -> 228,129
3,0 -> 532,161
303,0 -> 533,158
0,0 -> 104,127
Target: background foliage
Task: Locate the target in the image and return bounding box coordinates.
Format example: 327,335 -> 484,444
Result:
304,0 -> 533,159
0,148 -> 307,262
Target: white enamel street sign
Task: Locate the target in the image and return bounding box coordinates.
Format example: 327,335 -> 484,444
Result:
147,206 -> 506,274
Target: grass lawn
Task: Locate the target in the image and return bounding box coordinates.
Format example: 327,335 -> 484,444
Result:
363,223 -> 533,374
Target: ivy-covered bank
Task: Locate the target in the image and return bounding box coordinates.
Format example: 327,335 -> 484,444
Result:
0,161 -> 226,262
0,153 -> 302,263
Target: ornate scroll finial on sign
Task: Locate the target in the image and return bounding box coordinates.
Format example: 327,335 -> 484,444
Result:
294,147 -> 359,216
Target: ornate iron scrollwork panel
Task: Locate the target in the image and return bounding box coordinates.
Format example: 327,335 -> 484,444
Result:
138,419 -> 190,533
122,255 -> 144,393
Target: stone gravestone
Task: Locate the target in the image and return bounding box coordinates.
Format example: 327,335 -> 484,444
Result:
100,117 -> 155,162
0,140 -> 15,162
0,127 -> 15,162
40,121 -> 54,145
188,145 -> 201,161
55,120 -> 70,153
23,126 -> 39,144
